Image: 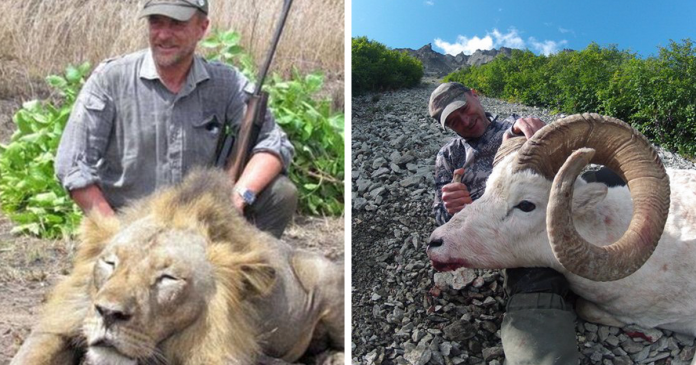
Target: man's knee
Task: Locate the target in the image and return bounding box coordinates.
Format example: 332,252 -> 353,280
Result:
247,175 -> 297,238
268,175 -> 298,211
503,293 -> 579,365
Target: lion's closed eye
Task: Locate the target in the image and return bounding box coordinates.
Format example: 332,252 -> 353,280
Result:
94,256 -> 117,288
157,273 -> 186,303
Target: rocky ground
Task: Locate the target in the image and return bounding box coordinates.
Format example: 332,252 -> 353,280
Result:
351,78 -> 696,365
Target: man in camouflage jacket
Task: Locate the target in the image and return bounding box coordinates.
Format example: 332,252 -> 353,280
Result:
429,82 -> 579,364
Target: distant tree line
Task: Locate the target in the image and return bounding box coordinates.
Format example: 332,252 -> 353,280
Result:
444,39 -> 696,157
352,36 -> 424,95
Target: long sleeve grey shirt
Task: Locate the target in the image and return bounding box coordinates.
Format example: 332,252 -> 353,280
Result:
55,49 -> 294,209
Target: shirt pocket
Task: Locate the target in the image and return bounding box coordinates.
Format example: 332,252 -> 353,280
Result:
190,114 -> 223,165
83,93 -> 106,111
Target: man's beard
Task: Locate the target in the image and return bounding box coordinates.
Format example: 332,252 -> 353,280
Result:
152,45 -> 195,69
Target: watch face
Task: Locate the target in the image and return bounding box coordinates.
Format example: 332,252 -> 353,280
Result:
243,190 -> 255,204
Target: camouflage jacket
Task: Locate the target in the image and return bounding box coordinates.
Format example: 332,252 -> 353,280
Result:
433,113 -> 518,226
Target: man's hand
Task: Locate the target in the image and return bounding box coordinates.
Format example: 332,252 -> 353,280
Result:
228,151 -> 282,214
232,191 -> 246,213
442,168 -> 472,215
69,184 -> 115,217
504,117 -> 545,141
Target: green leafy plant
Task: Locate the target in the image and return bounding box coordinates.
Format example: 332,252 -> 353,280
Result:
202,29 -> 344,215
0,62 -> 90,238
201,29 -> 257,82
267,71 -> 344,215
444,39 -> 696,158
352,36 -> 423,94
0,29 -> 344,238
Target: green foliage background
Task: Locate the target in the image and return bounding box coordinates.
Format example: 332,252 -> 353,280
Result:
0,29 -> 344,238
444,39 -> 696,157
352,36 -> 424,94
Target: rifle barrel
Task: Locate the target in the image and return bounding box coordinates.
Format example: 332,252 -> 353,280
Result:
255,0 -> 293,94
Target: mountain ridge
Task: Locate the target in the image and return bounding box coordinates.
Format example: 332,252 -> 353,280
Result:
393,43 -> 513,77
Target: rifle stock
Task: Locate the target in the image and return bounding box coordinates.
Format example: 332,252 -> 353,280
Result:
225,92 -> 268,180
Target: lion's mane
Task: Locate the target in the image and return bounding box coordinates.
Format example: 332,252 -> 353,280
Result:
29,169 -> 276,365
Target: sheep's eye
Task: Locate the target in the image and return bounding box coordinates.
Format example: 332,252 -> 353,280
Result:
158,274 -> 180,283
101,257 -> 116,268
515,200 -> 536,212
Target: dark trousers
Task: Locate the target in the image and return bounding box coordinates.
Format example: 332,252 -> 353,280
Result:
502,167 -> 625,364
245,174 -> 298,238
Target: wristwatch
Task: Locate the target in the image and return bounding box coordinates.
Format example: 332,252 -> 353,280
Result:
235,186 -> 257,206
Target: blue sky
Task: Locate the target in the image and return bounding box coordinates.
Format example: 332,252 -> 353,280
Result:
352,0 -> 696,58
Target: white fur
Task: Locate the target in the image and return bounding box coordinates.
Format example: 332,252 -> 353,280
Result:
85,347 -> 138,365
429,153 -> 696,340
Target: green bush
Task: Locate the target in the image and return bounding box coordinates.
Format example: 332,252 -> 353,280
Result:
352,36 -> 424,94
0,29 -> 344,238
203,30 -> 344,216
444,39 -> 696,158
0,63 -> 89,238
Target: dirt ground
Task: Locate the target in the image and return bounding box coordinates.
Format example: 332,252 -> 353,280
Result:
0,210 -> 344,363
0,92 -> 345,363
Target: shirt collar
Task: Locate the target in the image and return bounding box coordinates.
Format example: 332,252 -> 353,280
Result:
139,49 -> 211,87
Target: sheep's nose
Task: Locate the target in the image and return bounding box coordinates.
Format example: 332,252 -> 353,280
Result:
428,237 -> 444,250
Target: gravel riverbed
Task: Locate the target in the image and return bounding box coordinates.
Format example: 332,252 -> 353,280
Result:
350,78 -> 696,365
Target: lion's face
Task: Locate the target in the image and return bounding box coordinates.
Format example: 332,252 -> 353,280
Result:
83,217 -> 215,363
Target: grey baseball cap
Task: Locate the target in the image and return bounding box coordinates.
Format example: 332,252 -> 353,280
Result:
428,82 -> 471,128
140,0 -> 209,22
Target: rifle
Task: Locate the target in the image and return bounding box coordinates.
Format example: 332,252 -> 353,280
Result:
215,0 -> 294,180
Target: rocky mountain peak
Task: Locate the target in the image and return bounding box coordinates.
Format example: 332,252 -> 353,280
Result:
393,44 -> 515,77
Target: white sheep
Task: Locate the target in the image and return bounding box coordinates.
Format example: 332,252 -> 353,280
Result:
427,113 -> 696,360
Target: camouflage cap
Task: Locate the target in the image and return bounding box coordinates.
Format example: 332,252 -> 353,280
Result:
428,82 -> 471,128
140,0 -> 208,22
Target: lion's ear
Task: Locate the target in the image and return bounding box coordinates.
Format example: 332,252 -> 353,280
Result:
239,263 -> 276,298
77,213 -> 120,261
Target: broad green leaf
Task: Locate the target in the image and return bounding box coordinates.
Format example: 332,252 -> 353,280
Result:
65,65 -> 82,83
46,75 -> 68,89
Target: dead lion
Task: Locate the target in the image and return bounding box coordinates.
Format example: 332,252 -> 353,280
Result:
11,169 -> 344,365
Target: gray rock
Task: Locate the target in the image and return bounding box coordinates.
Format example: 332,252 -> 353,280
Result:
630,345 -> 650,362
676,333 -> 696,347
371,167 -> 390,178
433,268 -> 477,290
680,346 -> 695,361
443,320 -> 476,342
482,346 -> 503,360
372,157 -> 388,169
351,79 -> 696,365
621,338 -> 644,354
623,325 -> 664,343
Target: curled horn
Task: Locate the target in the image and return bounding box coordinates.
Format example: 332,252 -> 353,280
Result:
514,113 -> 670,281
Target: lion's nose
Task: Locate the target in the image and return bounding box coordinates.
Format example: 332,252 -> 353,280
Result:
95,303 -> 133,327
428,237 -> 444,250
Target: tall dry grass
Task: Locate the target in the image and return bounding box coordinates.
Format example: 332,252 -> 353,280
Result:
0,0 -> 344,106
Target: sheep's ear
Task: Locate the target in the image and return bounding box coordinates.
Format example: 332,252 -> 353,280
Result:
572,182 -> 607,215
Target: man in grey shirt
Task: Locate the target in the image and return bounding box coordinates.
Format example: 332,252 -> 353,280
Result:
55,0 -> 297,238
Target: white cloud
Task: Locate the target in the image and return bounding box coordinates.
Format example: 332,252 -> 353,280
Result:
434,28 -> 567,56
434,35 -> 494,55
558,27 -> 576,37
529,37 -> 568,55
491,28 -> 525,49
425,0 -> 434,5
434,28 -> 523,55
